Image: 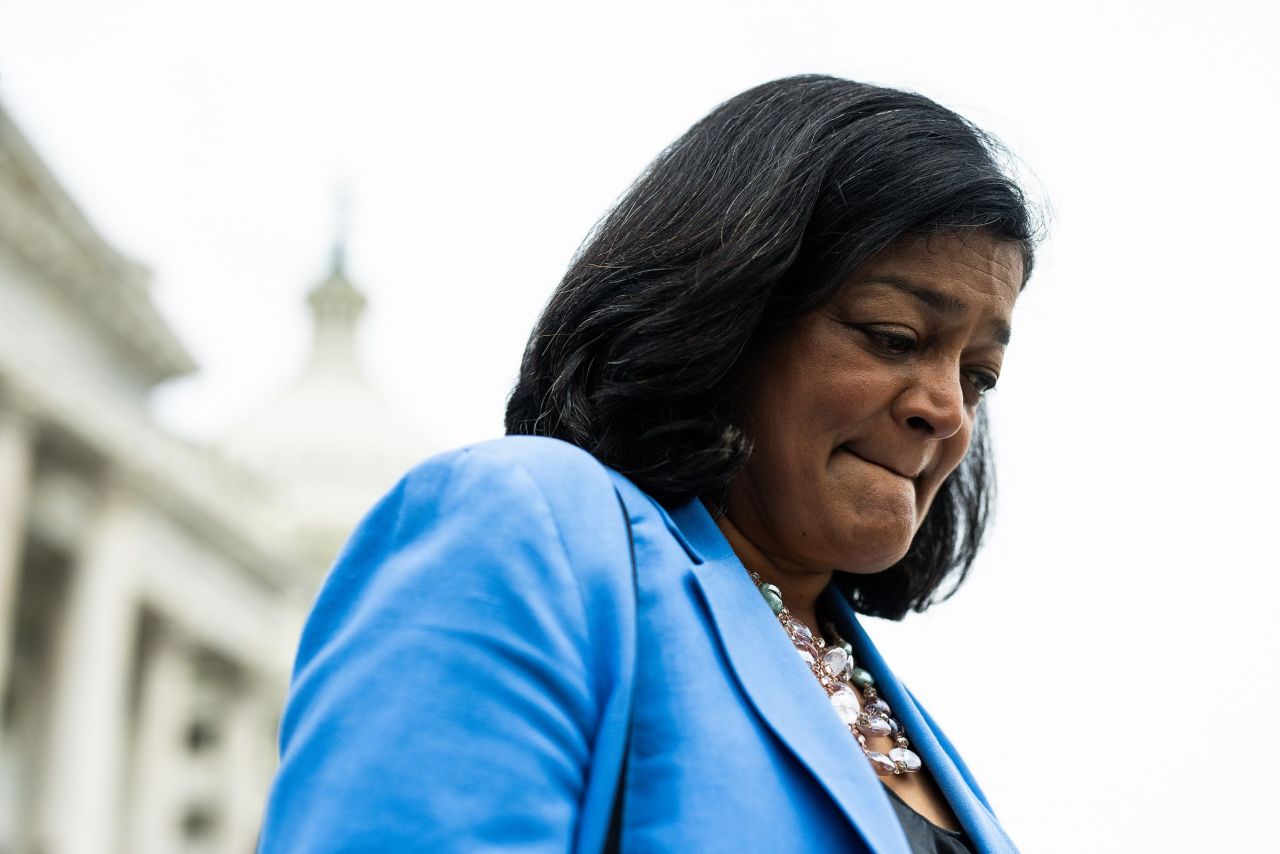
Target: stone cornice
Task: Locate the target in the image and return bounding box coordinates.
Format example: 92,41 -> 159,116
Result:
0,102 -> 196,386
5,367 -> 305,596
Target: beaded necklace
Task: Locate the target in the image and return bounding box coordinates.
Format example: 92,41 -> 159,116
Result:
750,571 -> 923,777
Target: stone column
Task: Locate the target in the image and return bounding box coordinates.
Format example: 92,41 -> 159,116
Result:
127,622 -> 192,854
0,400 -> 35,722
36,482 -> 142,854
223,675 -> 274,854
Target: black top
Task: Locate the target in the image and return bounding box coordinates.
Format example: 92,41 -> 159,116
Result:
884,787 -> 976,854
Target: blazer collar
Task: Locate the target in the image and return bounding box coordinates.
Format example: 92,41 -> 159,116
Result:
670,499 -> 911,854
616,483 -> 704,565
821,590 -> 1019,854
669,498 -> 1017,854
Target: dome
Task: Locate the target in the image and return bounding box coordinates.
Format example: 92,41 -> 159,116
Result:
218,242 -> 430,567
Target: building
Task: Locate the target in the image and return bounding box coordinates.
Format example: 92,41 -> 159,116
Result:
0,101 -> 427,854
218,236 -> 428,574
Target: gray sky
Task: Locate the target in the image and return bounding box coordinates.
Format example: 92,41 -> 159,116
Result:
2,1 -> 1277,850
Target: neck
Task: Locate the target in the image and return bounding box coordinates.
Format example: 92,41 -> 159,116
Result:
712,510 -> 834,639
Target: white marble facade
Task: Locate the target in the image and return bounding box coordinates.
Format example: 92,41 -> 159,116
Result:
0,102 -> 427,853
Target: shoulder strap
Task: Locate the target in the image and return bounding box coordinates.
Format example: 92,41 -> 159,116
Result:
603,487 -> 637,853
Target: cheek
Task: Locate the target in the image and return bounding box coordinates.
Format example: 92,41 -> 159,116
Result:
742,350 -> 850,464
919,424 -> 976,515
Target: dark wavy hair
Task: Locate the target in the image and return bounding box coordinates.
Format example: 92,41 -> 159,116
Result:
505,74 -> 1040,619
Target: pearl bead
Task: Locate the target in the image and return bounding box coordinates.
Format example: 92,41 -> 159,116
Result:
849,667 -> 875,689
889,746 -> 922,772
782,617 -> 813,643
828,684 -> 861,726
821,646 -> 850,679
855,714 -> 893,737
867,752 -> 897,776
754,570 -> 922,778
792,637 -> 819,666
759,584 -> 785,615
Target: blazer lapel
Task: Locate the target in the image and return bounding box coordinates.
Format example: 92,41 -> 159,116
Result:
822,590 -> 1020,854
670,500 -> 911,854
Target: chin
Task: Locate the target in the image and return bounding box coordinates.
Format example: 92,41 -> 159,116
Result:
838,551 -> 910,575
833,525 -> 915,575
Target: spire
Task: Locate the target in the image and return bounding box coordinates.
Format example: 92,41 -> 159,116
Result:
306,189 -> 367,372
216,183 -> 431,570
330,185 -> 350,275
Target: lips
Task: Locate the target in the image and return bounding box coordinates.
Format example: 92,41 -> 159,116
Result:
839,445 -> 923,480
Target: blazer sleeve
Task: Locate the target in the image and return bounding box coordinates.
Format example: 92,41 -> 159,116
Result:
258,446 -> 606,852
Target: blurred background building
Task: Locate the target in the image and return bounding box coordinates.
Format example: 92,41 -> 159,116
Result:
0,101 -> 428,854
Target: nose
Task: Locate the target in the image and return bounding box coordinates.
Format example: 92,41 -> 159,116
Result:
893,361 -> 966,441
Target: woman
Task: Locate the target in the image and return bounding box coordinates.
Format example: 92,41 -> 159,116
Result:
259,75 -> 1038,853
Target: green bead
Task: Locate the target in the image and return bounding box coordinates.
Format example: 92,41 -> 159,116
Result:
759,583 -> 785,615
840,640 -> 854,657
849,667 -> 876,689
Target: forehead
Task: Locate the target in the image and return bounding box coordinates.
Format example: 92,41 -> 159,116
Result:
849,231 -> 1024,313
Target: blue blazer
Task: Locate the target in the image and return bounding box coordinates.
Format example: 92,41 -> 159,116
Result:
258,436 -> 1018,852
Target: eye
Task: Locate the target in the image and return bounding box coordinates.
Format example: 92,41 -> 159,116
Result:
966,370 -> 999,397
858,326 -> 917,356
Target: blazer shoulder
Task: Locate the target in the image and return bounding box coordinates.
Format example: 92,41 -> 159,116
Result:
392,436 -> 622,543
266,439 -> 636,851
400,434 -> 608,499
380,435 -> 635,627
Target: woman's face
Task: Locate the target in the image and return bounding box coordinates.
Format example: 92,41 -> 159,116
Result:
726,231 -> 1023,575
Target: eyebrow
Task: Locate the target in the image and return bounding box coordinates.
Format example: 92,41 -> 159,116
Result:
860,276 -> 1012,346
